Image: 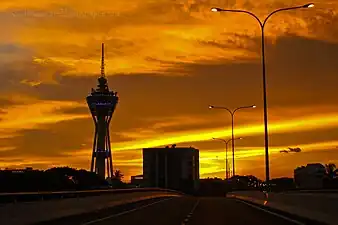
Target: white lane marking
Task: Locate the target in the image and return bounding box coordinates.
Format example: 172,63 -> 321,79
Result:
190,199 -> 200,213
82,197 -> 175,225
180,199 -> 200,225
235,199 -> 305,225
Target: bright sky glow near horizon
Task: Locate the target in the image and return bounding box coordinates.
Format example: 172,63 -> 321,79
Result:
0,0 -> 337,181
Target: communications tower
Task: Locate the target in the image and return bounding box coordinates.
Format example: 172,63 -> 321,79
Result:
87,43 -> 118,178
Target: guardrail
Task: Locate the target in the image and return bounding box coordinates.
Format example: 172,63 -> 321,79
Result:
0,188 -> 183,204
228,188 -> 338,193
282,189 -> 338,193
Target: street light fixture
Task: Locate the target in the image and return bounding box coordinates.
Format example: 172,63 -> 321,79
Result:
212,137 -> 243,179
304,3 -> 315,8
210,3 -> 314,182
211,8 -> 220,12
209,104 -> 255,176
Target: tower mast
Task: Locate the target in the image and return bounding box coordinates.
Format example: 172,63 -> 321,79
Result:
101,43 -> 105,77
87,43 -> 118,179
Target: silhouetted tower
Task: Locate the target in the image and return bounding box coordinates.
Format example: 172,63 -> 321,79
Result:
87,43 -> 118,178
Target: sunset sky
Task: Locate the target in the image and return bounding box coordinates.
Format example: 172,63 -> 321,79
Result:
0,0 -> 337,181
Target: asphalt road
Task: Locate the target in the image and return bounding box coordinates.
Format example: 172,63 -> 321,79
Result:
36,196 -> 326,225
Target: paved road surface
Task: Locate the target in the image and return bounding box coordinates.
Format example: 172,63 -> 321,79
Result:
58,196 -> 323,225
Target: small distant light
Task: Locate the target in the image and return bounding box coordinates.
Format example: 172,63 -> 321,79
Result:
209,105 -> 214,109
252,105 -> 257,108
211,8 -> 218,12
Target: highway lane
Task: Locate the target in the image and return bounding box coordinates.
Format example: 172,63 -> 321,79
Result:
77,197 -> 323,225
187,197 -> 302,225
82,196 -> 196,225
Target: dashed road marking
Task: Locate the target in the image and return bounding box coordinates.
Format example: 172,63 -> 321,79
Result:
235,199 -> 306,225
181,199 -> 200,225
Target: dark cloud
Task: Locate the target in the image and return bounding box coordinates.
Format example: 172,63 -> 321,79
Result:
0,112 -> 137,160
0,98 -> 16,108
57,105 -> 88,115
0,58 -> 71,99
0,43 -> 28,54
0,118 -> 91,158
199,32 -> 259,53
31,75 -> 96,101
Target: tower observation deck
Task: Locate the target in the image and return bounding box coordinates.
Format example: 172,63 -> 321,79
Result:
86,43 -> 118,178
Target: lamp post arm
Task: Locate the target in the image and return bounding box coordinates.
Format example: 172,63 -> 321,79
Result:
219,9 -> 263,28
212,106 -> 233,116
233,105 -> 255,114
263,6 -> 304,27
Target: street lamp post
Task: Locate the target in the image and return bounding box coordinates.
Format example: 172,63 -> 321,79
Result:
211,3 -> 314,182
213,137 -> 242,179
209,105 -> 255,177
225,139 -> 231,179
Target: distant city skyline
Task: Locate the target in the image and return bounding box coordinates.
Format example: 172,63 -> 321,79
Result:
0,1 -> 337,180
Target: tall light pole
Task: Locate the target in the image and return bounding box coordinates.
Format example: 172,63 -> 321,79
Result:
209,105 -> 255,177
211,3 -> 314,182
212,137 -> 242,179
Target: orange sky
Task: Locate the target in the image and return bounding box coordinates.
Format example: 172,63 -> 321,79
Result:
0,0 -> 337,181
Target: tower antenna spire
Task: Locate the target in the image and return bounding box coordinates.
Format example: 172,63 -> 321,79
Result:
87,43 -> 118,179
101,43 -> 105,77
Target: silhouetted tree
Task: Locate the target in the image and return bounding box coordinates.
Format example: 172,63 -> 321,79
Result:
112,170 -> 124,181
325,163 -> 336,179
0,167 -> 108,192
106,170 -> 126,189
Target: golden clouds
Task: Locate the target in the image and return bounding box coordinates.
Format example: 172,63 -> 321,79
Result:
111,112 -> 338,151
0,98 -> 88,132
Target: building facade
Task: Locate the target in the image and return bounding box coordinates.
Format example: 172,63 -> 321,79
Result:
131,175 -> 144,187
143,145 -> 199,193
294,163 -> 326,189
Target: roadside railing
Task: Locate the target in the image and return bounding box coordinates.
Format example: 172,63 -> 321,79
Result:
228,187 -> 338,193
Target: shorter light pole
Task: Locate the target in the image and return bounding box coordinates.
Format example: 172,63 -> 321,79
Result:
209,104 -> 255,176
213,137 -> 243,179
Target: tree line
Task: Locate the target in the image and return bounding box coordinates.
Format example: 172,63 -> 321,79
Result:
0,167 -> 126,192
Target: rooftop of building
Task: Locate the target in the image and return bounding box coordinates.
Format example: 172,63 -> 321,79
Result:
143,144 -> 199,152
